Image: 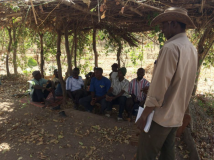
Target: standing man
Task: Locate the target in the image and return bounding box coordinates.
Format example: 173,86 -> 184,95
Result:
136,7 -> 197,160
126,68 -> 150,120
79,68 -> 111,112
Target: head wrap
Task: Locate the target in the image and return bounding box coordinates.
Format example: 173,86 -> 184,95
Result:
118,67 -> 127,76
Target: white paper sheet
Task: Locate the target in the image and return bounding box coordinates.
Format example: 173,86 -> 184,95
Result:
135,105 -> 155,133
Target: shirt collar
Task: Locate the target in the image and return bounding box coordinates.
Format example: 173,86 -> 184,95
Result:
136,78 -> 144,82
116,77 -> 125,83
165,33 -> 187,45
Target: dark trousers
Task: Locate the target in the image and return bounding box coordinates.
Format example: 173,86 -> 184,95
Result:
126,98 -> 145,117
70,89 -> 87,105
32,83 -> 51,102
103,93 -> 127,118
137,121 -> 178,160
79,95 -> 106,112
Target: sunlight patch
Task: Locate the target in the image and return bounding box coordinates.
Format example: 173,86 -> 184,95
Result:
0,102 -> 14,112
0,143 -> 10,153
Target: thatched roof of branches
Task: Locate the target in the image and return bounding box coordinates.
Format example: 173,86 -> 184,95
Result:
1,0 -> 214,46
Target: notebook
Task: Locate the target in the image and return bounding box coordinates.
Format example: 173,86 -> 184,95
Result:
135,105 -> 155,133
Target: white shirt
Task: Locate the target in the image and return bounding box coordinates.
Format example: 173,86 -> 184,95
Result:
66,76 -> 84,92
111,78 -> 129,97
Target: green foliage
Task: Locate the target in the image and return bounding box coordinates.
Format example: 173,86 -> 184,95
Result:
203,46 -> 214,68
27,57 -> 37,68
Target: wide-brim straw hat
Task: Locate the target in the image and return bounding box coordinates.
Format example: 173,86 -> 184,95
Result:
151,7 -> 196,29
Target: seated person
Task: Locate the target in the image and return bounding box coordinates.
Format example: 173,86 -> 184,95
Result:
84,72 -> 93,91
125,68 -> 150,120
109,63 -> 118,82
104,67 -> 129,121
52,69 -> 63,96
79,67 -> 111,112
29,71 -> 54,103
66,68 -> 87,109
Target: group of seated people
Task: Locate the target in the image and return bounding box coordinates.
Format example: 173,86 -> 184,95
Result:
29,63 -> 150,121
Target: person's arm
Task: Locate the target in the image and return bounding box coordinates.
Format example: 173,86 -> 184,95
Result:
33,85 -> 46,90
137,47 -> 179,132
113,80 -> 129,100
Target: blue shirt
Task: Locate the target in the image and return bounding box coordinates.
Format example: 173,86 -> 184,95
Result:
90,77 -> 111,97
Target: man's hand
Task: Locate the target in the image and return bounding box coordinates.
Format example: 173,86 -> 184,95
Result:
136,114 -> 147,132
106,95 -> 114,102
141,86 -> 149,94
136,106 -> 155,132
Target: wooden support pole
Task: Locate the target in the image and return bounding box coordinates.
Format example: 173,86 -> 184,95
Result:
30,0 -> 38,25
39,33 -> 44,77
56,29 -> 67,102
93,28 -> 98,67
74,29 -> 77,68
64,22 -> 72,76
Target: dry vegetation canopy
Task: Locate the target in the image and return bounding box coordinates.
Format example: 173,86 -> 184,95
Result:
1,0 -> 214,33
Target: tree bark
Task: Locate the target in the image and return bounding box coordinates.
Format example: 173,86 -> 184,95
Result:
13,27 -> 18,75
192,26 -> 214,95
74,29 -> 77,68
56,29 -> 67,102
116,39 -> 122,68
71,38 -> 74,71
64,25 -> 72,76
6,28 -> 12,76
39,33 -> 44,78
93,28 -> 98,67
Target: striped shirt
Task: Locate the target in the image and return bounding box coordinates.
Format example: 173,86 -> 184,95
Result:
66,76 -> 84,92
128,78 -> 150,102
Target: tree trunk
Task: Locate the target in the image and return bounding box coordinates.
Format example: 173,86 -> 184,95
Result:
56,30 -> 67,102
116,39 -> 122,68
64,25 -> 72,76
6,28 -> 12,76
39,33 -> 44,78
71,39 -> 74,71
93,28 -> 98,67
192,26 -> 214,95
74,29 -> 77,68
12,27 -> 18,75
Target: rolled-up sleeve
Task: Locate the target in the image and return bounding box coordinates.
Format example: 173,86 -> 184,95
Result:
145,47 -> 179,107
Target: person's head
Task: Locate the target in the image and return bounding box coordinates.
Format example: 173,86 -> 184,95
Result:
150,7 -> 195,40
118,67 -> 127,79
94,67 -> 103,79
93,67 -> 98,72
32,70 -> 41,80
137,68 -> 145,80
54,69 -> 58,78
161,21 -> 186,40
111,63 -> 118,72
72,68 -> 79,78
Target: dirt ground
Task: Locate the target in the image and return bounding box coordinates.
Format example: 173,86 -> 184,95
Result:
0,77 -> 190,160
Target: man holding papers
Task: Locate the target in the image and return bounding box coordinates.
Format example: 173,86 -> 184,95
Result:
136,7 -> 197,160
